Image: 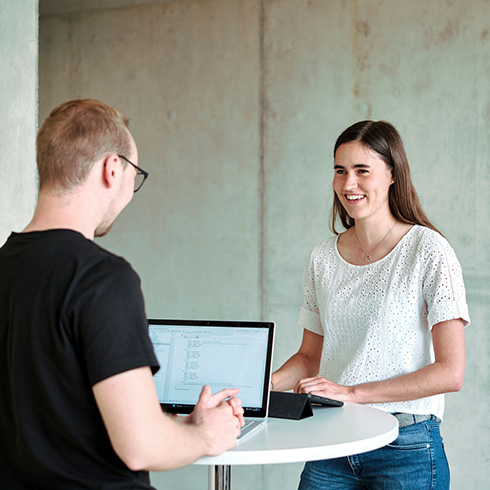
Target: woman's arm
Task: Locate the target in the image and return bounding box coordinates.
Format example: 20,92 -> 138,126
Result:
271,329 -> 323,392
295,318 -> 465,403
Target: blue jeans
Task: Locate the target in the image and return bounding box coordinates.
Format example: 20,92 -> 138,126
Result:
298,418 -> 449,489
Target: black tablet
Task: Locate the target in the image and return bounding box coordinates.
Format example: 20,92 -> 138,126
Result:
306,393 -> 344,407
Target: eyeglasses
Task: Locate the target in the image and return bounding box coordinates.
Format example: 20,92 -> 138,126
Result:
118,155 -> 149,193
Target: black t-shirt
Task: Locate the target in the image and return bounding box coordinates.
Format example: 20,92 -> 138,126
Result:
0,230 -> 160,489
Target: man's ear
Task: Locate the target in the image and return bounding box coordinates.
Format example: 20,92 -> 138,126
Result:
102,154 -> 120,189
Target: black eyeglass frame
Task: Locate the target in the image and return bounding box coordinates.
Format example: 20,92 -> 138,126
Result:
118,155 -> 149,193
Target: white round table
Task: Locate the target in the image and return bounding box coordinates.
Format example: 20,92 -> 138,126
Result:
194,402 -> 399,489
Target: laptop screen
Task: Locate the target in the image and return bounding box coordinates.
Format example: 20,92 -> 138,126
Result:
148,319 -> 275,417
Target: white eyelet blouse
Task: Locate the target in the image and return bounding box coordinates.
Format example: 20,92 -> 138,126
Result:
298,225 -> 470,420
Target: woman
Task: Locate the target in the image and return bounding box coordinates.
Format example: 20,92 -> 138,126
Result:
271,121 -> 469,489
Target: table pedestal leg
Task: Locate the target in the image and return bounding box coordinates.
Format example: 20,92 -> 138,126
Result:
208,465 -> 231,490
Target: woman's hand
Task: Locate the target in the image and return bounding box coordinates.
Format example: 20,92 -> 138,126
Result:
294,375 -> 354,402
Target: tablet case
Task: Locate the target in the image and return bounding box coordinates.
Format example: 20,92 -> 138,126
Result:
268,391 -> 314,420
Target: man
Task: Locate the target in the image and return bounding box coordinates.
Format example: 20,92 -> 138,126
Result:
0,99 -> 244,489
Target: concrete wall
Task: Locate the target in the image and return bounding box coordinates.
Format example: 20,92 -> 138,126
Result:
38,0 -> 489,488
0,0 -> 38,245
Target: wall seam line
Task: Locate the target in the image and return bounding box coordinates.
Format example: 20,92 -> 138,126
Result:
259,0 -> 266,323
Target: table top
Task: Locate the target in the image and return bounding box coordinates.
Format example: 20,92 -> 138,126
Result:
194,402 -> 399,466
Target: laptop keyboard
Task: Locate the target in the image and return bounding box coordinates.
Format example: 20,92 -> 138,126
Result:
237,418 -> 266,442
240,420 -> 255,432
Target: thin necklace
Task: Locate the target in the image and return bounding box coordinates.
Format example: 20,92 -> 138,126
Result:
354,221 -> 397,262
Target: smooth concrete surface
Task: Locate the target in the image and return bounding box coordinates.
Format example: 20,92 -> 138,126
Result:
0,0 -> 38,246
40,0 -> 263,322
40,0 -> 176,16
32,0 -> 490,488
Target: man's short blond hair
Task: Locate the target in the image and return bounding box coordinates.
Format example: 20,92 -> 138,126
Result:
36,99 -> 130,190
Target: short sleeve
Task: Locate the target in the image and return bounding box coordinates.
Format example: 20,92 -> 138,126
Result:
298,249 -> 324,335
72,256 -> 159,385
421,233 -> 470,330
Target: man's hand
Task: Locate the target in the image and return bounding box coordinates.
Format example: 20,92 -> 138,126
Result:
225,394 -> 245,428
94,368 -> 247,471
190,385 -> 244,456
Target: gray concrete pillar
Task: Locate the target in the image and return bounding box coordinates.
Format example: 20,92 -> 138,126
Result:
0,0 -> 38,245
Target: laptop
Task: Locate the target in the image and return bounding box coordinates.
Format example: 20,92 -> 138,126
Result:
148,319 -> 275,442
